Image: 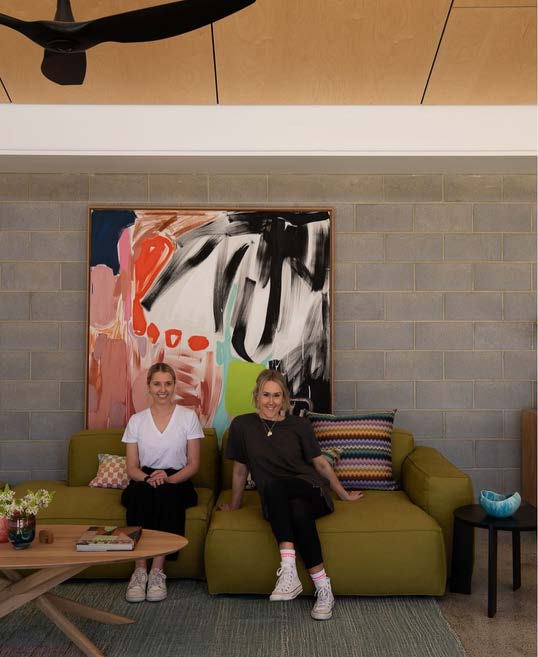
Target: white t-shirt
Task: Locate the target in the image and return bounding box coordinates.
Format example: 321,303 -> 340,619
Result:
121,406 -> 204,470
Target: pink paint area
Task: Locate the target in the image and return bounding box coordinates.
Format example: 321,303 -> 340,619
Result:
131,368 -> 152,413
118,228 -> 133,323
88,337 -> 129,429
90,265 -> 119,329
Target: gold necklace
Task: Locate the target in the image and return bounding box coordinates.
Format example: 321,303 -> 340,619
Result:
259,417 -> 277,437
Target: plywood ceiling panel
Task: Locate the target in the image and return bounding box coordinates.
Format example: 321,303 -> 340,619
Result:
0,0 -> 216,104
214,0 -> 452,104
455,0 -> 535,6
0,83 -> 9,103
424,8 -> 536,104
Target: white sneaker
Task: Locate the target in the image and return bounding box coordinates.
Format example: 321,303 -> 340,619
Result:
269,564 -> 303,601
311,578 -> 335,620
146,568 -> 167,602
125,567 -> 147,603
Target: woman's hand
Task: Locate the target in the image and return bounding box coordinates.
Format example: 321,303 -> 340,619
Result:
217,503 -> 240,511
339,490 -> 364,502
147,470 -> 168,487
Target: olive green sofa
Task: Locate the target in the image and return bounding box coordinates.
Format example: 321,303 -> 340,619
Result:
13,428 -> 219,579
204,429 -> 474,596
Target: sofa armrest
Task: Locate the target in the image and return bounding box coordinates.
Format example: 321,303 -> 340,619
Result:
401,446 -> 474,574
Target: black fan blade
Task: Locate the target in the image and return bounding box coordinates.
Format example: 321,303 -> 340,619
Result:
82,0 -> 256,48
0,0 -> 255,53
41,49 -> 86,85
0,13 -> 84,51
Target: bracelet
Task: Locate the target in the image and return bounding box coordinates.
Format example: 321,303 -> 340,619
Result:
143,474 -> 151,483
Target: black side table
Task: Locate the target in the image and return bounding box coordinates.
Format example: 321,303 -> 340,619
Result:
450,504 -> 537,618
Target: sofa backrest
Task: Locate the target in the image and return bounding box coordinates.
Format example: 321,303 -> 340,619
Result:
220,427 -> 415,490
68,428 -> 219,490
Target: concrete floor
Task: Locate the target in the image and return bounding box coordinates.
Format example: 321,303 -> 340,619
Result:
440,530 -> 537,657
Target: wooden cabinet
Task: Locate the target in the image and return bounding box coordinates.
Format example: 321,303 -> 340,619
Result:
521,409 -> 537,507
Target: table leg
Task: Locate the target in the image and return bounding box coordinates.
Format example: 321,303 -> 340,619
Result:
46,593 -> 134,625
35,594 -> 107,657
450,517 -> 474,593
512,530 -> 521,591
0,569 -> 134,657
0,566 -> 85,618
488,525 -> 498,618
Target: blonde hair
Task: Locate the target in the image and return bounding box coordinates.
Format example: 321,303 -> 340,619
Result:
252,369 -> 291,413
146,362 -> 176,385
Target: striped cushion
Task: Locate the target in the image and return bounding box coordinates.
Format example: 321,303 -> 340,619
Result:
308,411 -> 397,491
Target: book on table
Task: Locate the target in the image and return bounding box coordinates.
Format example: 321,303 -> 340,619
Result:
75,526 -> 143,551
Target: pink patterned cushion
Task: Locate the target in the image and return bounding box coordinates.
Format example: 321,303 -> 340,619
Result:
88,454 -> 129,489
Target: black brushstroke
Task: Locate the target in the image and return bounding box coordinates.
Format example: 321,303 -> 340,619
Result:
137,210 -> 330,364
142,236 -> 221,310
213,243 -> 249,332
230,277 -> 256,362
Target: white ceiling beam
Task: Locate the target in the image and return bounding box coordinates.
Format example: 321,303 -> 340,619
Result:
1,105 -> 536,157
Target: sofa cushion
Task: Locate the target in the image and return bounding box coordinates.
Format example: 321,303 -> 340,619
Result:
68,427 -> 219,490
220,427 -> 414,489
307,411 -> 397,490
13,481 -> 213,524
88,454 -> 129,489
206,489 -> 446,595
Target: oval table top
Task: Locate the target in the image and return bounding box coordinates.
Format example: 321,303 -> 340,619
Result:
0,524 -> 187,569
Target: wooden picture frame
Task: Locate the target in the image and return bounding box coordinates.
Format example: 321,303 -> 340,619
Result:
86,207 -> 333,435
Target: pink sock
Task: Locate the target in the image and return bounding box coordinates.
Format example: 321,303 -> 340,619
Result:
310,568 -> 328,590
280,548 -> 296,567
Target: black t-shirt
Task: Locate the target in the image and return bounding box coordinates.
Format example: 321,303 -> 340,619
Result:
225,413 -> 333,514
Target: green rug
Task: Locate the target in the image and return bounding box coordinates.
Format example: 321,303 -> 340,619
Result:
0,580 -> 467,657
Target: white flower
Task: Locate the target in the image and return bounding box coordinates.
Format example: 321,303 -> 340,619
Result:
0,485 -> 55,519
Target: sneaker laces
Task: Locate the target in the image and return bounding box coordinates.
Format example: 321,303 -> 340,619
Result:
275,565 -> 295,590
314,581 -> 333,605
149,569 -> 166,587
130,568 -> 147,587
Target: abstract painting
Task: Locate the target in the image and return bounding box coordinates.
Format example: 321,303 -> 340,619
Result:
87,208 -> 332,435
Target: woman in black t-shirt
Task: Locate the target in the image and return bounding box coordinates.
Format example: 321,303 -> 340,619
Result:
221,369 -> 362,621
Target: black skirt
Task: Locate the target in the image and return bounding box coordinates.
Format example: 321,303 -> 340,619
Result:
121,466 -> 198,561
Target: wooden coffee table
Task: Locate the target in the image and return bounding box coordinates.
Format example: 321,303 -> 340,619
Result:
0,524 -> 187,657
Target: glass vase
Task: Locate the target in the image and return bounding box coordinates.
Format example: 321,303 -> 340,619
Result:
8,515 -> 36,549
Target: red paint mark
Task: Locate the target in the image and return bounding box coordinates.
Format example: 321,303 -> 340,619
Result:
132,235 -> 173,336
147,323 -> 160,344
188,335 -> 209,351
165,329 -> 182,349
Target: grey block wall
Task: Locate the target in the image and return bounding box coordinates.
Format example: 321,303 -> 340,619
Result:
0,171 -> 536,497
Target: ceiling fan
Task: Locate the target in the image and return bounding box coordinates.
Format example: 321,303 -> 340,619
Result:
0,0 -> 255,85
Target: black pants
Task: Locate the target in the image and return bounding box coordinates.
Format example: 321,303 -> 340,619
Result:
121,467 -> 197,561
263,477 -> 331,569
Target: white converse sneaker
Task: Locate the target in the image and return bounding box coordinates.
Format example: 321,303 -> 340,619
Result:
269,564 -> 303,601
311,578 -> 335,620
146,568 -> 167,602
125,567 -> 147,603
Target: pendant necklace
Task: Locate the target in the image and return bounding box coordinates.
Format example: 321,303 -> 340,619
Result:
260,416 -> 277,437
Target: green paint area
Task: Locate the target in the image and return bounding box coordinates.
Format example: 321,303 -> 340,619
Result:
224,361 -> 266,417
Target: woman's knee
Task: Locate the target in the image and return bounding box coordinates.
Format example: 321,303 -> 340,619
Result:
289,497 -> 311,521
263,478 -> 287,501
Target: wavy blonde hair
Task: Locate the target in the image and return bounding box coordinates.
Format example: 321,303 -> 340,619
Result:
252,369 -> 291,413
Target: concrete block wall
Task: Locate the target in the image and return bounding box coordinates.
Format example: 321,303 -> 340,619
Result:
0,171 -> 536,497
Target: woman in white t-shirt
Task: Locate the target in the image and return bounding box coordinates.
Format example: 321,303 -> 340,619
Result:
121,362 -> 204,603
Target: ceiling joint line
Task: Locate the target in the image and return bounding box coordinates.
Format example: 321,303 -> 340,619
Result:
0,76 -> 12,103
210,23 -> 220,105
420,0 -> 456,104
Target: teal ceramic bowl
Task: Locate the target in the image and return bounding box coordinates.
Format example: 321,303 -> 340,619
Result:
479,490 -> 521,518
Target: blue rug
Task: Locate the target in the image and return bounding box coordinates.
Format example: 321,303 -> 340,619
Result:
0,580 -> 467,657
